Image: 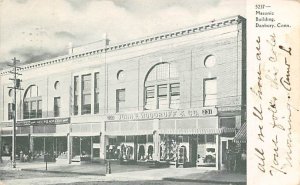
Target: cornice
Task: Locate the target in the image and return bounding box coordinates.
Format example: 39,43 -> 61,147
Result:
0,15 -> 245,76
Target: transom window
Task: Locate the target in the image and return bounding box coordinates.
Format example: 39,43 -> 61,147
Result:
144,62 -> 180,110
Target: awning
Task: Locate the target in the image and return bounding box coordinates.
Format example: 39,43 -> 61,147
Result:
159,128 -> 235,135
105,130 -> 153,136
234,123 -> 246,143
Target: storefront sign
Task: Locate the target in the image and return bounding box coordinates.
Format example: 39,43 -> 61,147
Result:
16,117 -> 70,127
106,107 -> 217,121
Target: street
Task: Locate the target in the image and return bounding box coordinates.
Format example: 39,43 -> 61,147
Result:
0,170 -> 224,185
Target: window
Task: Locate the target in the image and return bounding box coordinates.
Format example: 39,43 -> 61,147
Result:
81,74 -> 91,115
54,81 -> 60,90
204,55 -> 216,68
204,78 -> 217,106
74,76 -> 79,115
170,83 -> 180,109
8,103 -> 14,120
23,85 -> 42,119
158,84 -> 168,109
144,62 -> 180,110
94,72 -> 100,114
54,97 -> 61,117
145,86 -> 155,110
116,89 -> 125,113
37,100 -> 42,118
117,70 -> 125,81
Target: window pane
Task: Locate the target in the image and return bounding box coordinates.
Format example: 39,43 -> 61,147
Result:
37,100 -> 42,118
74,95 -> 78,115
94,92 -> 99,114
204,78 -> 217,106
157,63 -> 169,80
83,94 -> 91,104
54,97 -> 60,117
82,74 -> 91,91
205,79 -> 217,94
82,94 -> 91,115
145,86 -> 155,110
158,84 -> 167,96
116,89 -> 125,112
74,76 -> 79,92
94,72 -> 100,89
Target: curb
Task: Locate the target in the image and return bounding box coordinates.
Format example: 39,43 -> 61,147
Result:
163,177 -> 246,185
21,168 -> 106,176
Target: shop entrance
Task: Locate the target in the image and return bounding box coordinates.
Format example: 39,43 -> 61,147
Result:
220,137 -> 234,170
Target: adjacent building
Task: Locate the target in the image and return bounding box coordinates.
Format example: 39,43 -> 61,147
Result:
0,15 -> 246,170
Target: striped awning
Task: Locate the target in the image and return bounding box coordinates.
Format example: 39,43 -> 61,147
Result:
234,123 -> 246,143
159,128 -> 235,135
105,130 -> 153,136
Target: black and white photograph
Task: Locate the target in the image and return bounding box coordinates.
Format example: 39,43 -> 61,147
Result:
0,0 -> 299,185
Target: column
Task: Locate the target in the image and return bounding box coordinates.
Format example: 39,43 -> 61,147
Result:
29,135 -> 34,153
100,134 -> 106,160
90,136 -> 93,161
67,134 -> 72,164
100,122 -> 106,160
153,119 -> 160,161
29,126 -> 34,153
216,135 -> 220,170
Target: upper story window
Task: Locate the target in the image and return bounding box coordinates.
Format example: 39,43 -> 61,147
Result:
94,72 -> 100,114
81,74 -> 91,115
54,97 -> 61,117
204,78 -> 217,106
54,81 -> 60,90
23,85 -> 42,119
117,70 -> 125,81
144,62 -> 180,110
116,89 -> 125,113
8,103 -> 14,120
73,76 -> 79,115
204,55 -> 216,68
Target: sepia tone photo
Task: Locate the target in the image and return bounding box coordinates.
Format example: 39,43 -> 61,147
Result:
1,0 -> 297,185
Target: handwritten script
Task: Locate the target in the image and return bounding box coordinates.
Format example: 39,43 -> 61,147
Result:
251,33 -> 298,176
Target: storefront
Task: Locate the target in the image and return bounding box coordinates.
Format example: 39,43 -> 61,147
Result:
104,107 -> 236,169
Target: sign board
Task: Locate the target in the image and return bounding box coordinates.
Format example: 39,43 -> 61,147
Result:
93,143 -> 100,148
15,117 -> 70,127
106,107 -> 217,121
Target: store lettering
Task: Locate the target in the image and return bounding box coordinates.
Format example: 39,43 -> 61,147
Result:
107,108 -> 216,121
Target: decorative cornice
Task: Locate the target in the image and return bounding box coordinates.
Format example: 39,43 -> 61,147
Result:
0,15 -> 245,76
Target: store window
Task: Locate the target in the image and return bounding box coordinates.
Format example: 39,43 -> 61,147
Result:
116,89 -> 125,113
204,78 -> 217,106
94,72 -> 100,114
54,97 -> 61,117
81,74 -> 91,115
23,85 -> 42,119
8,103 -> 14,120
144,62 -> 180,110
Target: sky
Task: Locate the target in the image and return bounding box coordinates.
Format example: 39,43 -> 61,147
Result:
0,0 -> 246,69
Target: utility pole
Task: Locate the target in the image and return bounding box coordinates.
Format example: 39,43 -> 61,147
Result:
7,57 -> 22,168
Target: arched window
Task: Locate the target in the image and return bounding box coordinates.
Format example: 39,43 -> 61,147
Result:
23,85 -> 42,119
144,62 -> 180,110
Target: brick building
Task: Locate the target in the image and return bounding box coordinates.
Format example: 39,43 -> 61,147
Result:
0,15 -> 246,170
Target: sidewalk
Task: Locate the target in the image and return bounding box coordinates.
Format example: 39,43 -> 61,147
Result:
1,160 -> 246,184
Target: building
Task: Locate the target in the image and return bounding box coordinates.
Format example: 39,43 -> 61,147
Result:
0,15 -> 246,170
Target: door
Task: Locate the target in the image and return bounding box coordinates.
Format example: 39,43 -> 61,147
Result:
220,137 -> 234,169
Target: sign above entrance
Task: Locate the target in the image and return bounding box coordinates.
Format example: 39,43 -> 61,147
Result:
106,107 -> 217,121
16,117 -> 70,127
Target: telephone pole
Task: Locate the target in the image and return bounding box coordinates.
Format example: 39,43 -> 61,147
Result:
7,57 -> 22,168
